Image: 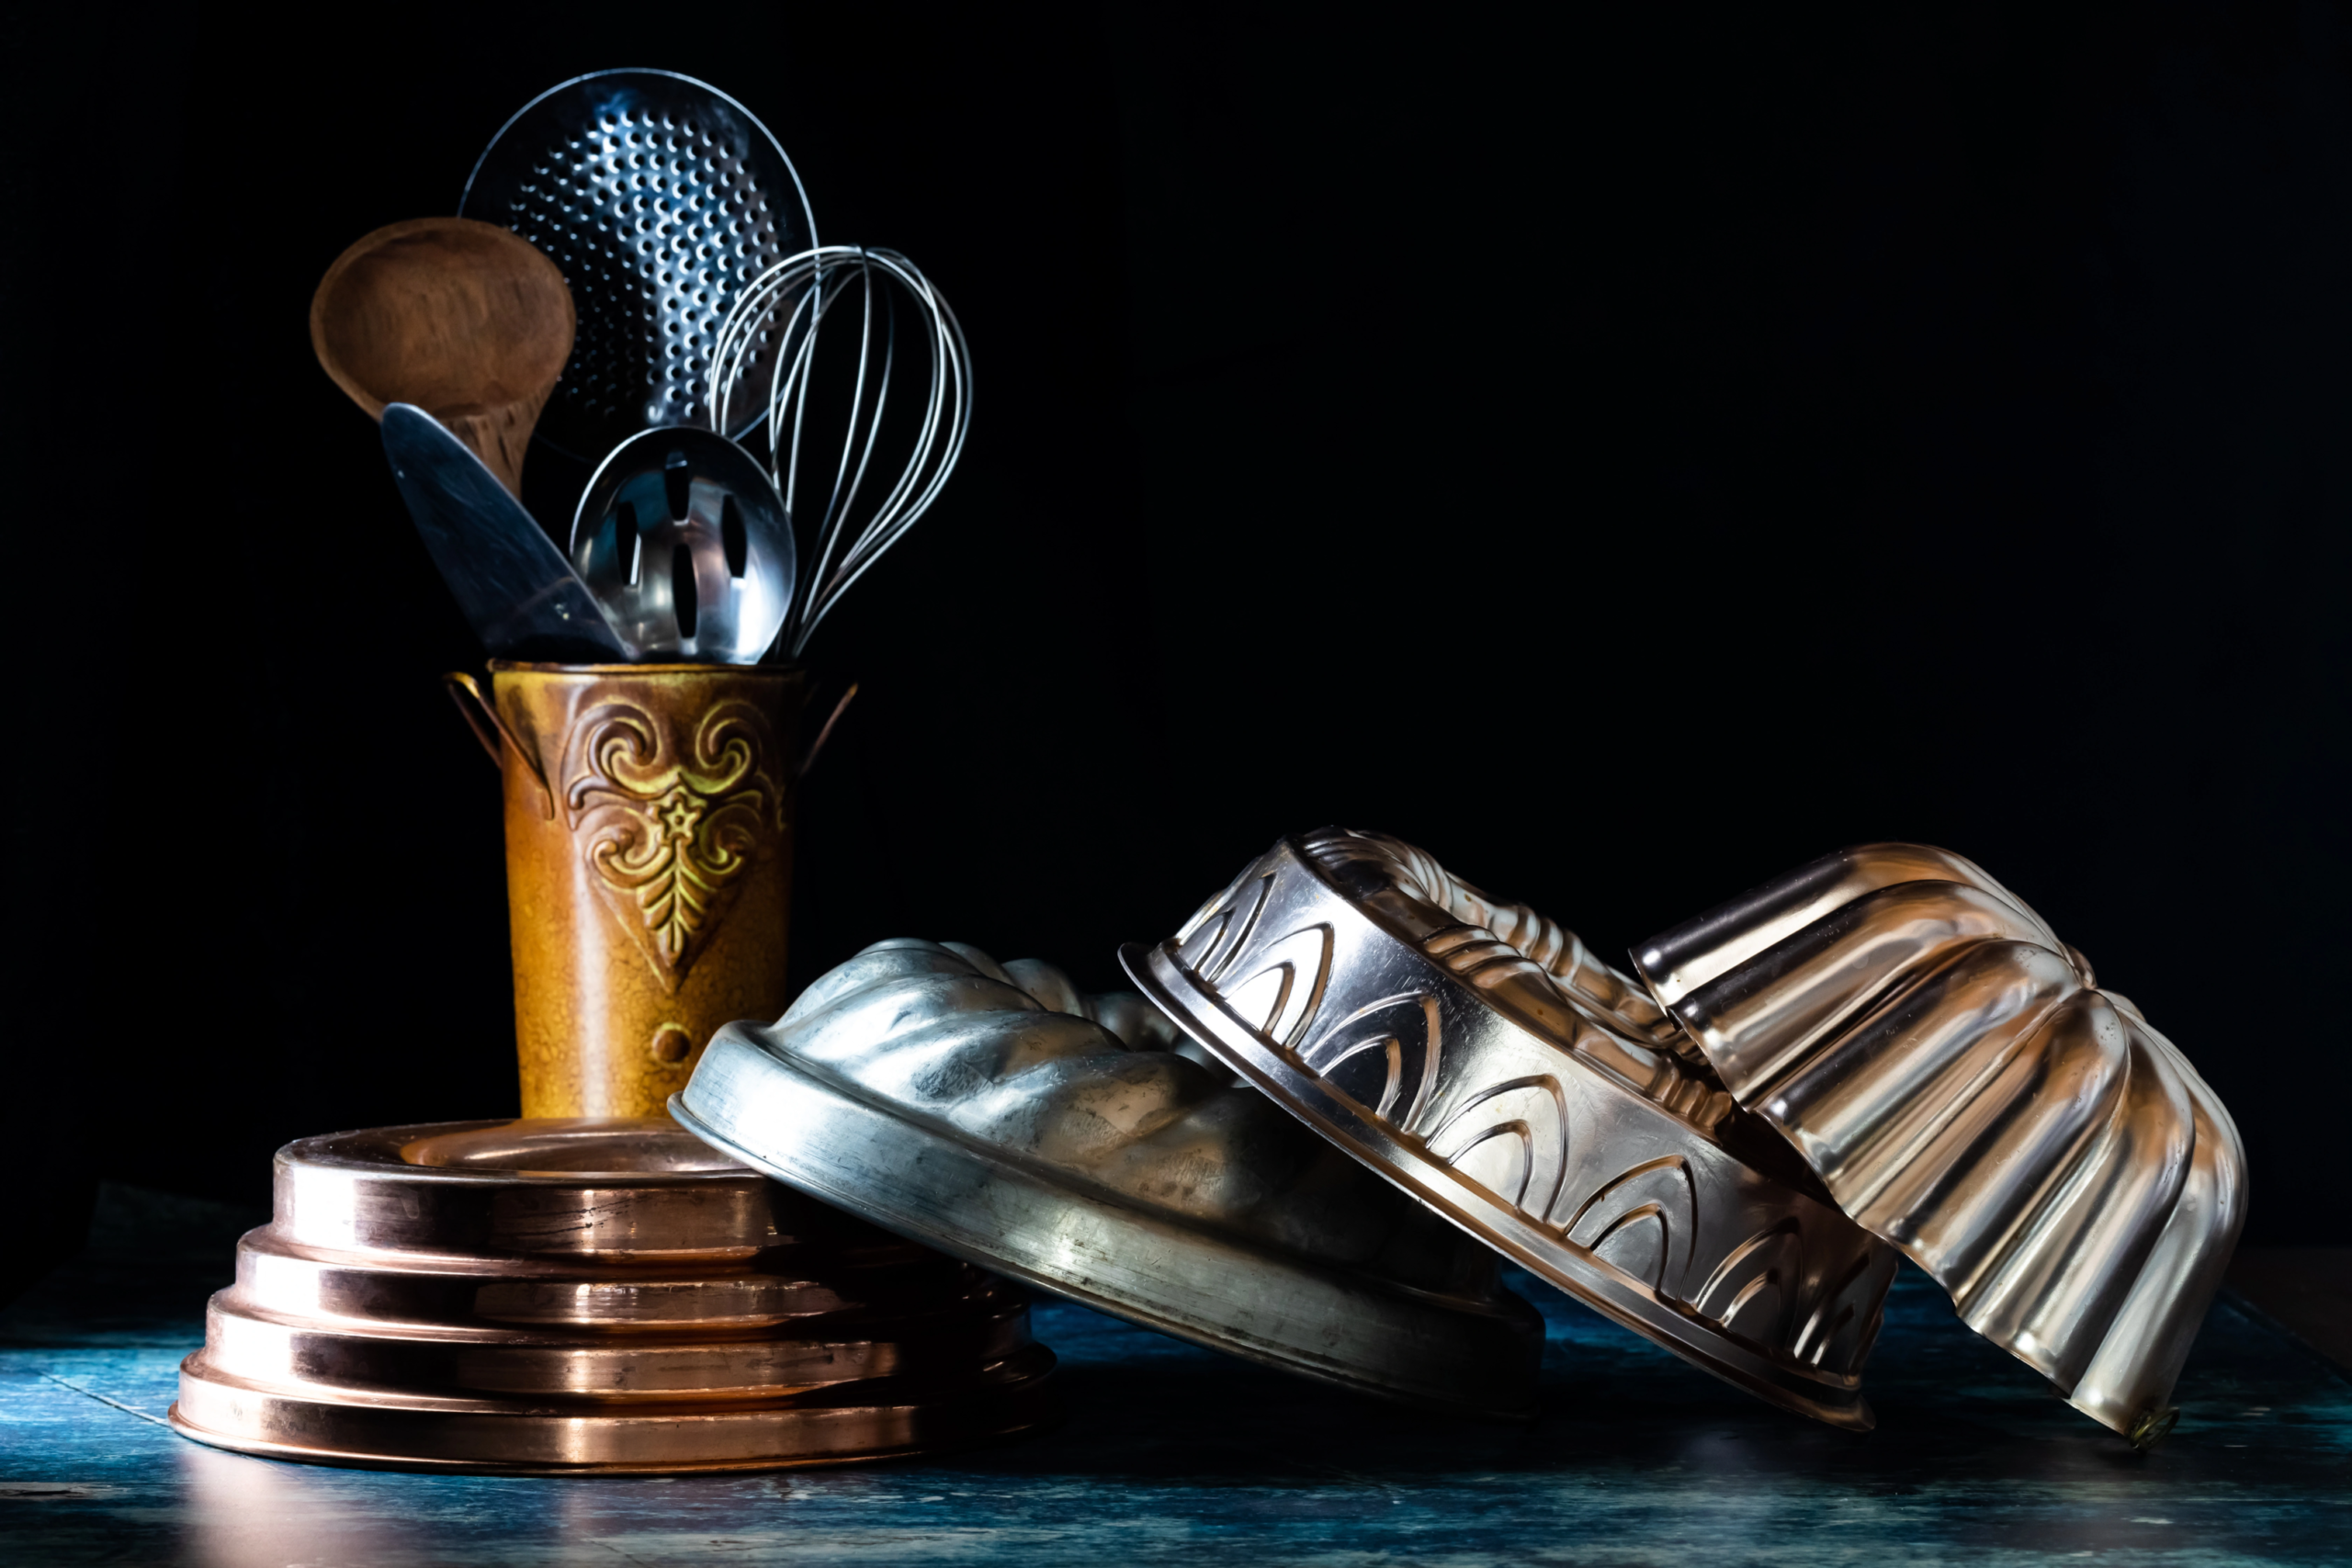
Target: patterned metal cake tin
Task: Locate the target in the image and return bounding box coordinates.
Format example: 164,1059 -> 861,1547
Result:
676,941 -> 1547,1419
1633,844 -> 2246,1447
1123,829 -> 1903,1430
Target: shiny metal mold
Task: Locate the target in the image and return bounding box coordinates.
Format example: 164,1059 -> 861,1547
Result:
676,941 -> 1546,1419
1633,844 -> 2247,1447
169,1119 -> 1055,1474
1122,829 -> 1902,1430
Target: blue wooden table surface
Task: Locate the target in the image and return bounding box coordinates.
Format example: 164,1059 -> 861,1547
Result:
3,1188 -> 2346,1566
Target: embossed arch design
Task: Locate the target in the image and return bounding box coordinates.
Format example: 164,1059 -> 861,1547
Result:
1218,924 -> 1335,1051
1136,829 -> 1905,1429
1298,992 -> 1443,1126
1562,1156 -> 1697,1297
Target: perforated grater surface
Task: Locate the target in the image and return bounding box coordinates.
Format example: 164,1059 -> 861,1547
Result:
461,70 -> 816,464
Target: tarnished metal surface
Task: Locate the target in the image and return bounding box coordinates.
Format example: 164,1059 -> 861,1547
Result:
1121,829 -> 1900,1429
676,940 -> 1546,1418
1633,844 -> 2247,1447
168,1120 -> 1055,1473
481,662 -> 807,1119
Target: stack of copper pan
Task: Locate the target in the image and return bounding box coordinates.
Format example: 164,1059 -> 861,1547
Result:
170,1120 -> 1053,1474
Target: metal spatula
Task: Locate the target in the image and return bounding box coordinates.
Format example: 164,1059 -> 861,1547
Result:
382,404 -> 634,661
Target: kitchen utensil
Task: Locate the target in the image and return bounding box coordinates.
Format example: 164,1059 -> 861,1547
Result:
460,69 -> 817,462
447,660 -> 807,1118
1123,829 -> 1902,1430
570,426 -> 796,662
311,217 -> 573,497
677,940 -> 1546,1418
170,1120 -> 1056,1473
382,404 -> 633,660
707,246 -> 970,657
1633,844 -> 2246,1448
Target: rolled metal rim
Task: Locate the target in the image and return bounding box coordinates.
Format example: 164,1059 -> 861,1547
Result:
1125,942 -> 1874,1429
266,1120 -> 790,1260
1121,830 -> 1905,1431
174,1118 -> 1057,1474
169,1345 -> 1057,1476
1630,844 -> 2249,1447
190,1274 -> 1037,1404
672,1048 -> 1547,1421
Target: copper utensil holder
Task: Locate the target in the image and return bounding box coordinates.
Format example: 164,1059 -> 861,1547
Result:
449,661 -> 808,1117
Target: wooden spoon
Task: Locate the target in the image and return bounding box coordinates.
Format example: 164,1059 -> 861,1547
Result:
311,217 -> 573,498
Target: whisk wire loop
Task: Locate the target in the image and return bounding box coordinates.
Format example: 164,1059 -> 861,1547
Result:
801,253 -> 882,625
707,245 -> 970,659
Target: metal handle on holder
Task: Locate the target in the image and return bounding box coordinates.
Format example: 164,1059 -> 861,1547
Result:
798,680 -> 859,780
443,671 -> 553,818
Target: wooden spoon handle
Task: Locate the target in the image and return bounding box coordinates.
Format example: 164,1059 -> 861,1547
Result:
437,390 -> 551,500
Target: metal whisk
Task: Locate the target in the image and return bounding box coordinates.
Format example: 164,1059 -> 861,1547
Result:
707,246 -> 971,659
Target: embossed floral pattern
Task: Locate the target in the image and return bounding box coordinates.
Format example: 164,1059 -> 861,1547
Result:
561,698 -> 782,989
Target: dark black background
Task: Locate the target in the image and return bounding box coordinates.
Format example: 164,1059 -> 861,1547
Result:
7,3 -> 2348,1297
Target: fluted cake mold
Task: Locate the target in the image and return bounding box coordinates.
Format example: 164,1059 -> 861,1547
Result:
1122,829 -> 1902,1430
676,940 -> 1545,1418
1633,844 -> 2246,1448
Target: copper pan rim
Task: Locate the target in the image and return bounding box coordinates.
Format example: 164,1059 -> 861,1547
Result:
196,1281 -> 1038,1404
168,1349 -> 1058,1475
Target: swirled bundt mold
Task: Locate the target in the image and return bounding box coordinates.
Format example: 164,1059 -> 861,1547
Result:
677,939 -> 1544,1417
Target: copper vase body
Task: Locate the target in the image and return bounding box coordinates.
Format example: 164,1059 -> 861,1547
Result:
486,661 -> 806,1117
